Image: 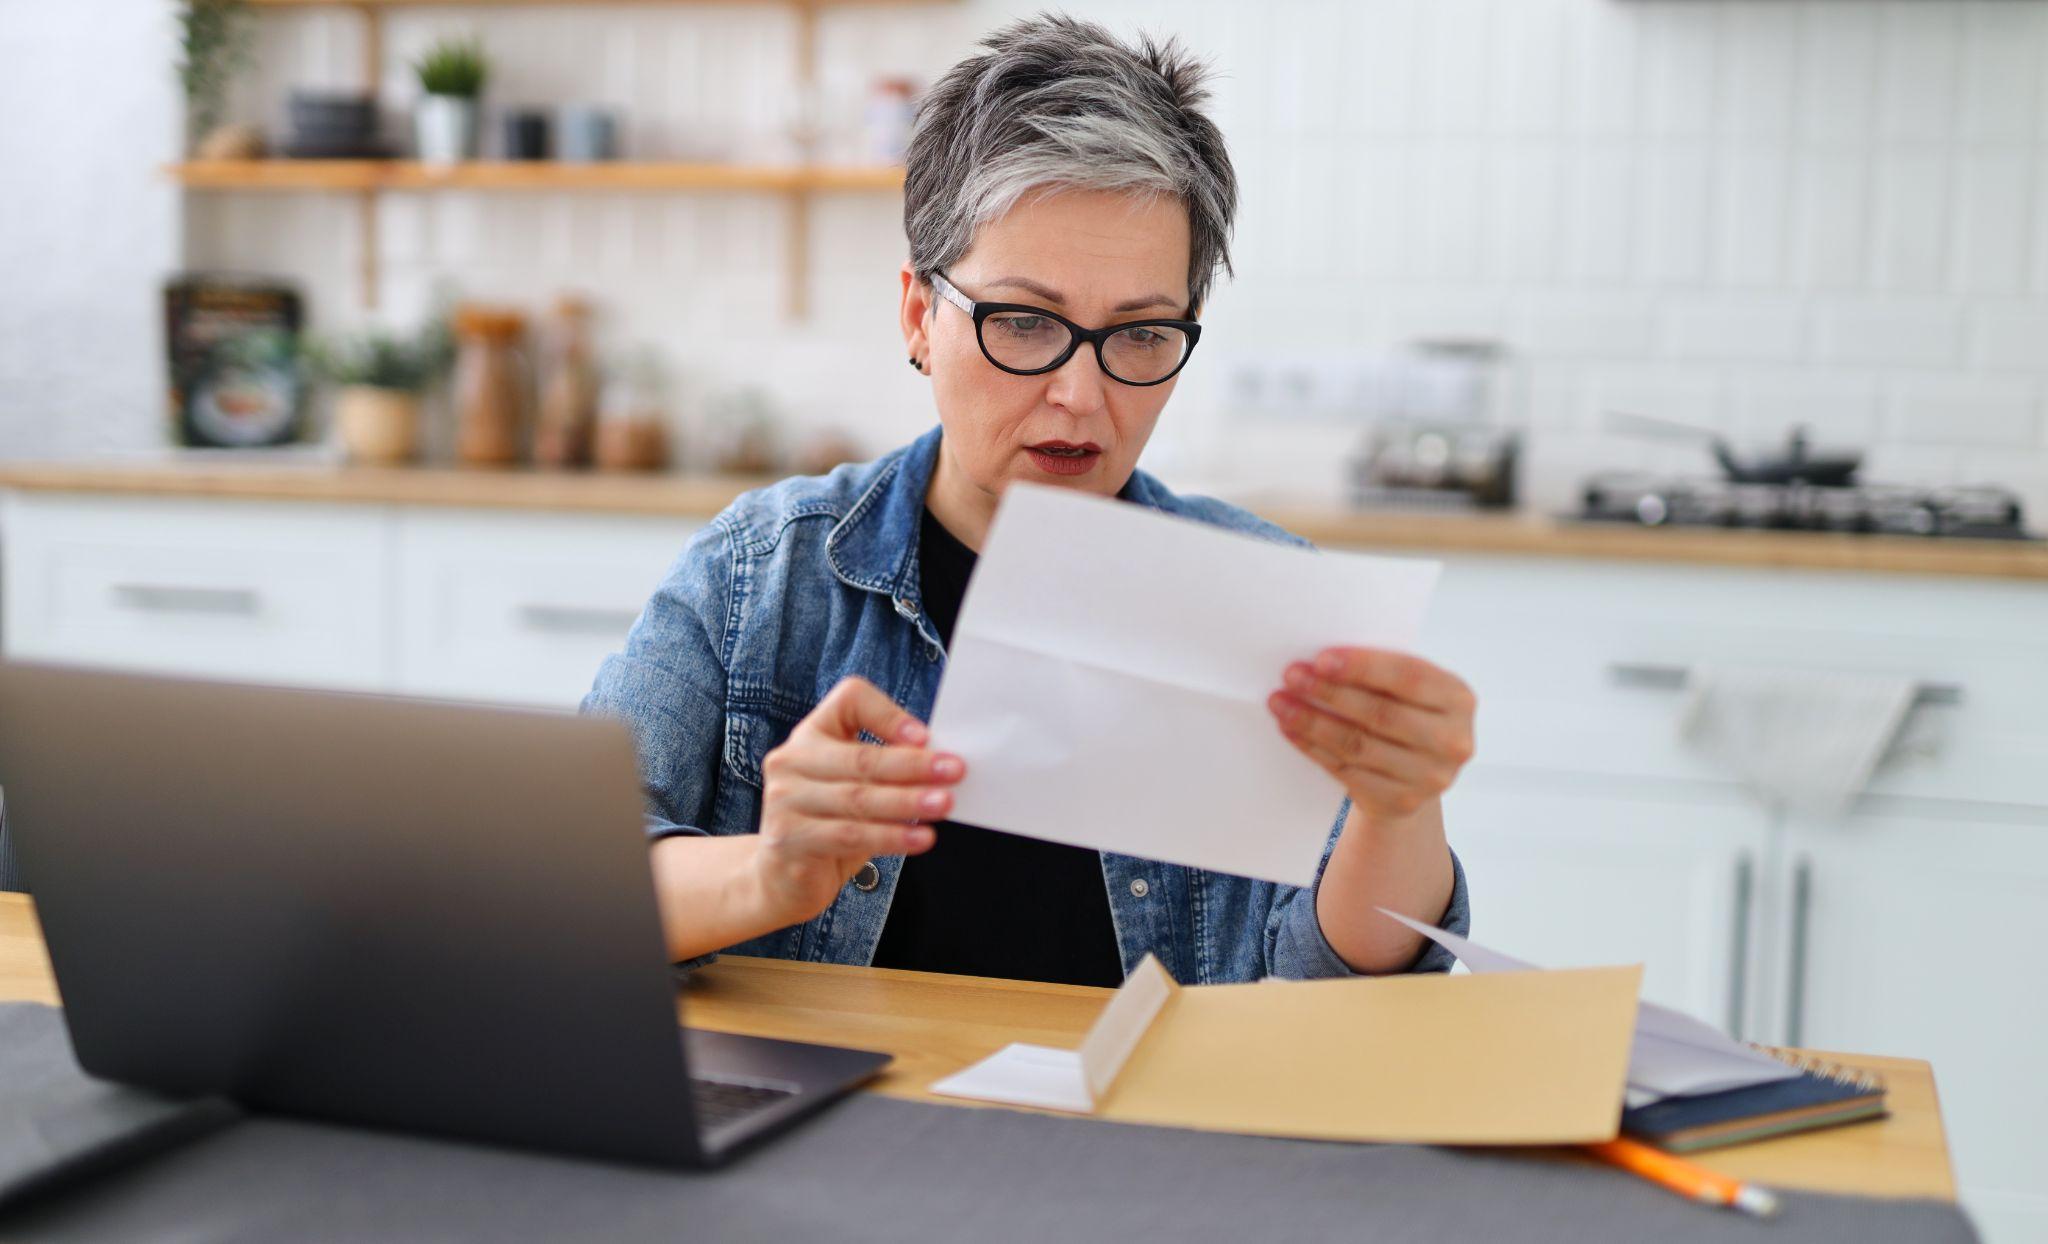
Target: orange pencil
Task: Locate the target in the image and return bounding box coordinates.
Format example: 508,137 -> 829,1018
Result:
1585,1137 -> 1781,1218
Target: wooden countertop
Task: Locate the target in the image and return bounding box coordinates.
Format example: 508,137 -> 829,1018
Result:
2,460 -> 2043,581
0,460 -> 781,522
0,892 -> 1956,1202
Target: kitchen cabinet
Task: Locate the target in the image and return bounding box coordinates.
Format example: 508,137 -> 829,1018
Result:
1423,551 -> 2048,1244
393,509 -> 697,707
1778,804 -> 2048,1243
1441,771 -> 1768,1027
0,493 -> 390,691
0,490 -> 695,707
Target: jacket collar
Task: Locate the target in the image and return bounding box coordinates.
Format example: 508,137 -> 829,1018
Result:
826,424 -> 944,604
825,423 -> 1166,605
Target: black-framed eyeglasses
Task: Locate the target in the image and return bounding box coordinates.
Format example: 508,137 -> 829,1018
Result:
929,271 -> 1202,387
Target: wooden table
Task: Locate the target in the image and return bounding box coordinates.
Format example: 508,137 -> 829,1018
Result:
0,892 -> 1954,1202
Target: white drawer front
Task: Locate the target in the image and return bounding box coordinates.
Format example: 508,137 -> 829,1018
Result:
1,493 -> 389,690
394,509 -> 698,708
1422,555 -> 2048,809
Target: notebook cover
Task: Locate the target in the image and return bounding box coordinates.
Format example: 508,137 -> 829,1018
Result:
1647,1100 -> 1890,1153
1622,1065 -> 1885,1152
0,1002 -> 243,1212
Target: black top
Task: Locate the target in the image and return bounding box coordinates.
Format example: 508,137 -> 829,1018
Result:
868,508 -> 1125,987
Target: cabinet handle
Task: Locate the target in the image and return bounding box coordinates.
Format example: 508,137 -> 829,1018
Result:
110,583 -> 260,616
514,604 -> 639,636
1608,662 -> 1691,691
1608,663 -> 1963,706
1727,852 -> 1754,1039
1786,855 -> 1813,1049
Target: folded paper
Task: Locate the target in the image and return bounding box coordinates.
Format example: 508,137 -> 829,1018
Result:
927,483 -> 1442,886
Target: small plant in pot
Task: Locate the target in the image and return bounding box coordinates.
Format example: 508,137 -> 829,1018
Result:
304,320 -> 454,465
412,37 -> 488,165
177,0 -> 256,156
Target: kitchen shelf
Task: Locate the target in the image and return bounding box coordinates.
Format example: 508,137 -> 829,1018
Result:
181,0 -> 945,316
248,0 -> 932,7
169,160 -> 905,193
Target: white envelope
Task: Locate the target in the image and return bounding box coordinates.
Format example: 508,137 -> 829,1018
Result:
930,955 -> 1177,1113
1379,909 -> 1797,1104
927,483 -> 1441,886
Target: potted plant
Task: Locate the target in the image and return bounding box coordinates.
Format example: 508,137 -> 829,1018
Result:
177,0 -> 254,156
303,320 -> 453,465
412,37 -> 488,165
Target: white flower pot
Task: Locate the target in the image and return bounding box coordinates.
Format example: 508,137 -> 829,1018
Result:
414,95 -> 478,165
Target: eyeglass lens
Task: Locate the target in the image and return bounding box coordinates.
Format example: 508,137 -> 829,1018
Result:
981,311 -> 1191,384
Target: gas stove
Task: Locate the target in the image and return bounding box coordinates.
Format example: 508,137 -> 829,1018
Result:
1578,473 -> 2033,539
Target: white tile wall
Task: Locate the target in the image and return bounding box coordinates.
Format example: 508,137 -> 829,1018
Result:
4,0 -> 2048,524
0,0 -> 181,459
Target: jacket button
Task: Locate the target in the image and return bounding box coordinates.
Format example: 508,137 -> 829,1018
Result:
853,861 -> 880,892
1129,878 -> 1150,898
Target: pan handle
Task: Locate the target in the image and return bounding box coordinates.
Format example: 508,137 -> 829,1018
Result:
1603,410 -> 1746,479
1603,409 -> 1725,445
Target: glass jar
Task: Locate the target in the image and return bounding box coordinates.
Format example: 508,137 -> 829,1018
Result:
534,296 -> 598,469
593,348 -> 671,473
452,305 -> 528,467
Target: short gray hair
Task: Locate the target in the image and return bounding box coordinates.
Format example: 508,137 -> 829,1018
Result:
904,13 -> 1238,314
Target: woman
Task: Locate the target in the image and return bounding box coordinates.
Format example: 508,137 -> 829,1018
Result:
585,15 -> 1474,986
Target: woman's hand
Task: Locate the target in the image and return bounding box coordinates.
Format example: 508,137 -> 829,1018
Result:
1267,648 -> 1476,823
751,676 -> 963,927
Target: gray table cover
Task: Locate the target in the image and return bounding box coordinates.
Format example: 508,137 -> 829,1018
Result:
0,1002 -> 1977,1243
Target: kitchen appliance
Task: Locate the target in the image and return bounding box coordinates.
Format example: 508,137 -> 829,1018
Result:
1578,474 -> 2030,539
1584,410 -> 2032,538
1606,411 -> 1863,487
1348,339 -> 1520,509
1353,419 -> 1519,509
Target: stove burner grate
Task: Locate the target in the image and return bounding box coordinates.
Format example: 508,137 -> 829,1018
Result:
1577,474 -> 2032,540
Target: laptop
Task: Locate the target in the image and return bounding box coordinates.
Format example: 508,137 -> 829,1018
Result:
0,661 -> 890,1168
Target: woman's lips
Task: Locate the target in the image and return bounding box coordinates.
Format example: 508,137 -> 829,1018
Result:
1026,443 -> 1100,476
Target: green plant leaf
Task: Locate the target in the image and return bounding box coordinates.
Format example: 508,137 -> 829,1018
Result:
414,37 -> 489,98
177,0 -> 253,148
303,316 -> 455,393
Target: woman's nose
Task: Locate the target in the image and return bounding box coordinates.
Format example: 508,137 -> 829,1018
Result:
1042,344 -> 1111,416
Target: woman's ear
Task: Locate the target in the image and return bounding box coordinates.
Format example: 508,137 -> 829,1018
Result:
898,262 -> 932,374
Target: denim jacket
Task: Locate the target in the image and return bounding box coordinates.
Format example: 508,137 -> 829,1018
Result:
583,424 -> 1469,983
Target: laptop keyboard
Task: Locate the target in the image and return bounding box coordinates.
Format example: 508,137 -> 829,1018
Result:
690,1076 -> 799,1129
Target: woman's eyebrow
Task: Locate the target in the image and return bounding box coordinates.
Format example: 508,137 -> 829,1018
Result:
984,276 -> 1181,314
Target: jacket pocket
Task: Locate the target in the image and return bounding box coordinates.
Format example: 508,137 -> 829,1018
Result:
721,705 -> 804,790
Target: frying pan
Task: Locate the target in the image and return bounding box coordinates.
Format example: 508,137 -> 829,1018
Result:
1606,411 -> 1863,487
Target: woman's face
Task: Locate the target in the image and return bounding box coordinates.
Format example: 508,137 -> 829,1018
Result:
902,188 -> 1193,543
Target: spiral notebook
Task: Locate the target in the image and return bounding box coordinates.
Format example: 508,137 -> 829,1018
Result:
1620,1049 -> 1888,1153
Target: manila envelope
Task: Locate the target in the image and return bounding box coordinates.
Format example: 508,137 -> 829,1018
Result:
933,957 -> 1642,1145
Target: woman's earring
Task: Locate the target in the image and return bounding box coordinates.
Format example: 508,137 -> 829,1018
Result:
908,356 -> 924,373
